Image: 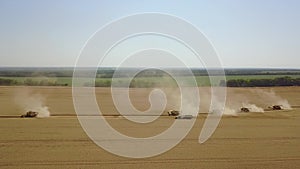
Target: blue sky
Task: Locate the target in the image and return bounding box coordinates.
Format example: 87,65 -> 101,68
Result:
0,0 -> 299,68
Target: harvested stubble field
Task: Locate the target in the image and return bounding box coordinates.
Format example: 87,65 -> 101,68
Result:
0,86 -> 300,169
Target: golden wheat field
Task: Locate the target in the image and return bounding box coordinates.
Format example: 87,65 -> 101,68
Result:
0,86 -> 300,169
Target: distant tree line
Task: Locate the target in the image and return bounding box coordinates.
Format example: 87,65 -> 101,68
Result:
224,76 -> 300,87
0,78 -> 68,86
1,68 -> 300,78
2,76 -> 300,88
0,78 -> 18,85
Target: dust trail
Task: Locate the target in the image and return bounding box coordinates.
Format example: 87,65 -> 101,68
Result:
216,93 -> 264,115
242,103 -> 264,112
14,88 -> 50,117
223,107 -> 238,116
164,87 -> 199,116
255,89 -> 292,109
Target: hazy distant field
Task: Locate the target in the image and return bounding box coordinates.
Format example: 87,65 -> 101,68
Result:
0,86 -> 300,168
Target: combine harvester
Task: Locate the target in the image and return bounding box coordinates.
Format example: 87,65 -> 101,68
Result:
270,105 -> 283,110
167,110 -> 193,119
265,105 -> 284,111
167,110 -> 180,116
240,107 -> 250,113
20,111 -> 38,118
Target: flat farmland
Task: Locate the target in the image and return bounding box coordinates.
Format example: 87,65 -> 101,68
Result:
0,86 -> 300,169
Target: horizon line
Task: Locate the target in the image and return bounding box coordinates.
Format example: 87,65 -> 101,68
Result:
0,66 -> 300,70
